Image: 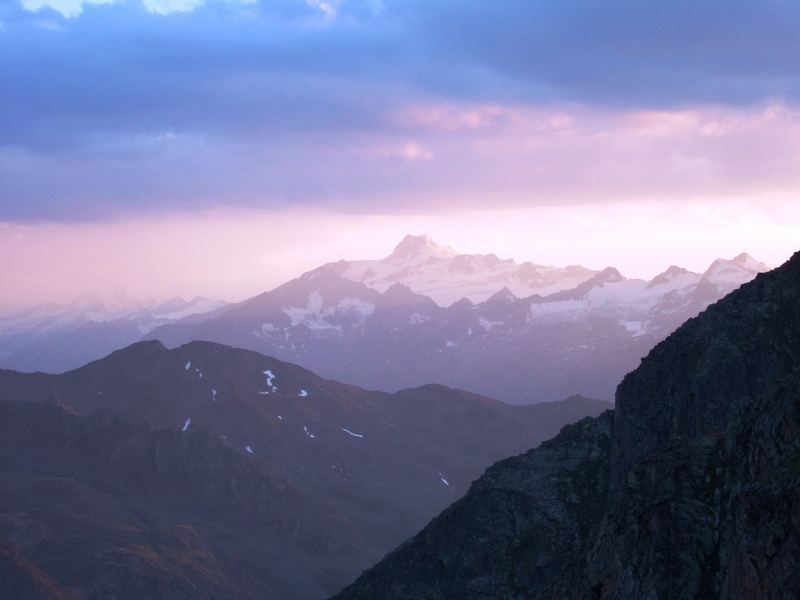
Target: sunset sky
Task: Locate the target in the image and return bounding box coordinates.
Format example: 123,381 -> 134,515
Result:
2,0 -> 800,311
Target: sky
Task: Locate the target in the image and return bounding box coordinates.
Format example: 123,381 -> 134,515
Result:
2,0 -> 800,311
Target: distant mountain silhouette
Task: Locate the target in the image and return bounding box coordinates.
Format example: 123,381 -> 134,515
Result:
0,293 -> 225,373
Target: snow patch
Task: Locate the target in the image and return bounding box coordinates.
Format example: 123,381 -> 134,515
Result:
245,446 -> 254,454
298,389 -> 308,397
408,312 -> 430,326
283,292 -> 375,331
184,360 -> 191,371
182,418 -> 191,432
437,471 -> 450,486
479,317 -> 504,332
337,297 -> 376,319
619,319 -> 647,337
303,425 -> 316,439
211,389 -> 217,401
284,292 -> 340,331
260,369 -> 278,393
341,428 -> 364,438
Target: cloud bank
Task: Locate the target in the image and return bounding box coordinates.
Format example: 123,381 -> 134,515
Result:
2,0 -> 799,221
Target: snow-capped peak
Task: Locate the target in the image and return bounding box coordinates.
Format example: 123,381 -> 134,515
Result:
594,267 -> 625,284
705,254 -> 767,280
487,287 -> 517,303
700,253 -> 767,297
648,266 -> 698,288
334,235 -> 598,305
386,234 -> 458,262
730,252 -> 768,273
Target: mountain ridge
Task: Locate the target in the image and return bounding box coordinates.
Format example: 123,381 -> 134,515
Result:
0,339 -> 610,598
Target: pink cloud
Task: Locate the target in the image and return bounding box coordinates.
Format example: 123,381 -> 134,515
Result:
393,142 -> 434,162
392,103 -> 522,132
373,101 -> 800,205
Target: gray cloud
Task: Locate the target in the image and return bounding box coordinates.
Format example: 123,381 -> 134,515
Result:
2,0 -> 800,221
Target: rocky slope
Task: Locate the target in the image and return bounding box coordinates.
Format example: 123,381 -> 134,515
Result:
0,342 -> 609,598
333,250 -> 800,599
0,399 -> 347,599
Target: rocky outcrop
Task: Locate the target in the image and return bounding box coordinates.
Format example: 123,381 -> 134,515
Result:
335,251 -> 800,599
333,412 -> 613,599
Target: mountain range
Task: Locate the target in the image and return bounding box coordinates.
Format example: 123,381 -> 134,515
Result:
334,249 -> 800,599
326,234 -> 599,305
146,235 -> 766,404
0,341 -> 609,599
0,292 -> 226,373
0,239 -> 790,599
0,236 -> 766,405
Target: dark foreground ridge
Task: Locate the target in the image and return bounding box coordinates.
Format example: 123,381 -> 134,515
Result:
334,251 -> 800,599
0,398 -> 312,600
0,341 -> 609,598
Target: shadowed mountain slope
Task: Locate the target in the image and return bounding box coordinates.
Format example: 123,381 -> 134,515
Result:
0,342 -> 609,598
334,251 -> 800,599
0,398 -> 336,599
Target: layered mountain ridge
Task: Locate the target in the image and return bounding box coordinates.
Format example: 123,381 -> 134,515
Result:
0,341 -> 609,598
0,398 -> 321,599
147,237 -> 766,404
1,236 -> 767,405
333,250 -> 800,599
0,292 -> 226,373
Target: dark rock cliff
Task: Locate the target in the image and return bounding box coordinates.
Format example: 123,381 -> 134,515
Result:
334,251 -> 800,599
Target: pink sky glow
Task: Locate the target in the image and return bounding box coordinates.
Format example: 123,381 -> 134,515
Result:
2,197 -> 799,314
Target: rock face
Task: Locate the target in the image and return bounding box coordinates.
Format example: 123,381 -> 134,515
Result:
0,341 -> 610,599
332,413 -> 614,600
334,251 -> 800,599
